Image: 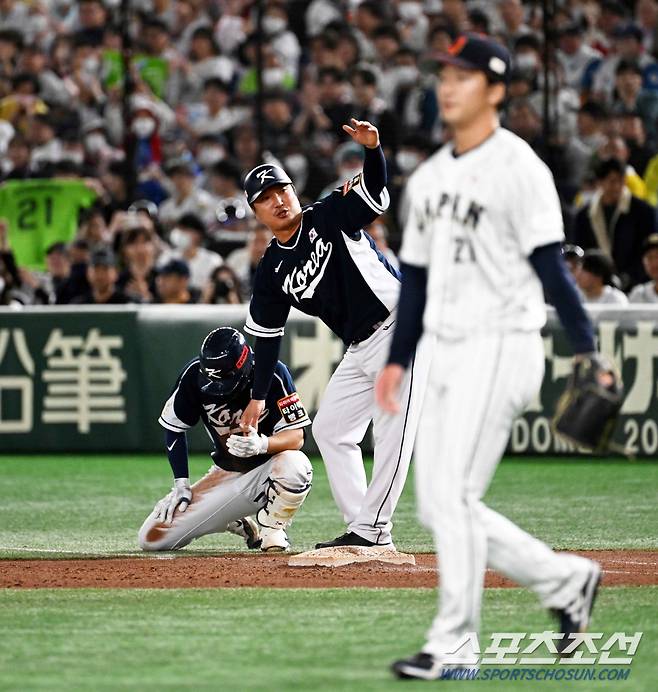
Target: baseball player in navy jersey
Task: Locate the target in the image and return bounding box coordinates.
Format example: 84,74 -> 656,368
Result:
138,327 -> 312,553
376,35 -> 603,680
239,119 -> 428,550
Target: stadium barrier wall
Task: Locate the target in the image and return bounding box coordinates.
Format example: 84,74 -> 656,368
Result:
0,305 -> 656,457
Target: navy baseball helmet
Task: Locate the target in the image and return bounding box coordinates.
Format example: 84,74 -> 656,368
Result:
243,163 -> 293,205
198,328 -> 254,397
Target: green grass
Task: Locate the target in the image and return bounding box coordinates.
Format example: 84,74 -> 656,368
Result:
0,456 -> 655,558
0,587 -> 655,691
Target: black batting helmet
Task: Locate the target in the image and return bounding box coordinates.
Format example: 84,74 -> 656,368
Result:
198,328 -> 254,398
243,163 -> 293,205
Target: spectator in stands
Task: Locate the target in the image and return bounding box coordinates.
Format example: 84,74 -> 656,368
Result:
184,77 -> 248,138
262,90 -> 295,159
1,132 -> 31,180
262,1 -> 301,81
350,65 -> 399,153
616,111 -> 654,178
610,60 -> 658,146
570,101 -> 609,186
202,264 -> 243,305
72,247 -> 134,304
226,223 -> 272,293
573,158 -> 656,290
499,0 -> 533,46
629,234 -> 658,303
159,159 -> 216,229
576,249 -> 628,304
395,0 -> 429,53
557,21 -> 603,91
117,225 -> 159,303
301,66 -> 353,141
562,244 -> 585,279
155,258 -> 197,304
183,26 -> 234,102
38,242 -> 72,305
592,23 -> 658,101
164,213 -> 222,291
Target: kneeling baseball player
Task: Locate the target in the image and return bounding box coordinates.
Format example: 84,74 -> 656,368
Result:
138,327 -> 312,553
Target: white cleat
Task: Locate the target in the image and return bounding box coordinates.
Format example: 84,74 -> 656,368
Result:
260,528 -> 290,553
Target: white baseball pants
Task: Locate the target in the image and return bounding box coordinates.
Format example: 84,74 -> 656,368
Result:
312,314 -> 430,544
138,450 -> 312,551
415,332 -> 595,658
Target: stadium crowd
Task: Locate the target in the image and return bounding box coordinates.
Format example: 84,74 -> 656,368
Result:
0,0 -> 657,307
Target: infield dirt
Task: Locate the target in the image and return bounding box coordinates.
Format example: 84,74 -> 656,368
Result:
1,550 -> 656,589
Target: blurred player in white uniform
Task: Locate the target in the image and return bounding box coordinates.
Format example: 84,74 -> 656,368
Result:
377,34 -> 603,680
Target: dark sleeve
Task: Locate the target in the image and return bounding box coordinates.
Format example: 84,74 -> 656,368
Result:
244,259 -> 290,339
315,144 -> 390,237
528,242 -> 596,355
165,429 -> 189,478
252,336 -> 282,400
158,363 -> 202,432
267,361 -> 311,432
387,263 -> 427,368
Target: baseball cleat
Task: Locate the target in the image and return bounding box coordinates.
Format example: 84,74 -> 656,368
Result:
553,561 -> 602,656
391,652 -> 445,680
260,527 -> 290,552
226,517 -> 262,549
314,531 -> 387,549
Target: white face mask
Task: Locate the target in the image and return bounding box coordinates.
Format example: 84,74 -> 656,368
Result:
262,67 -> 285,88
197,147 -> 225,168
398,2 -> 423,21
83,56 -> 100,75
516,53 -> 538,71
263,15 -> 286,35
85,133 -> 106,153
132,117 -> 156,139
284,153 -> 307,177
169,228 -> 193,250
396,150 -> 421,174
395,65 -> 419,86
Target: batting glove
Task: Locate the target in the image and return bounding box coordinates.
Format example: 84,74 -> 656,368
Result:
154,478 -> 192,524
227,427 -> 269,458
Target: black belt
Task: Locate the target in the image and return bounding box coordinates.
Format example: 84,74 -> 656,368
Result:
350,320 -> 384,345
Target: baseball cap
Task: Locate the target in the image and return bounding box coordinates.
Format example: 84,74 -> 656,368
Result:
159,259 -> 190,278
90,247 -> 116,267
243,163 -> 293,205
642,233 -> 658,255
438,33 -> 512,84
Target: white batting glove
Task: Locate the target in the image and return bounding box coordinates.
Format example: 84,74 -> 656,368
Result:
154,478 -> 192,524
227,427 -> 269,458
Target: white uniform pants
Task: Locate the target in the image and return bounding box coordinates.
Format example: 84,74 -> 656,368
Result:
312,314 -> 429,544
138,450 -> 312,551
416,332 -> 593,658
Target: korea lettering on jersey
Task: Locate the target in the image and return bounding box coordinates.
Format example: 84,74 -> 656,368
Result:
158,359 -> 310,469
245,173 -> 400,345
399,129 -> 565,339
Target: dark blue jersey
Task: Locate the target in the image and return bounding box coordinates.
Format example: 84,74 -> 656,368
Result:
158,359 -> 310,472
245,171 -> 400,345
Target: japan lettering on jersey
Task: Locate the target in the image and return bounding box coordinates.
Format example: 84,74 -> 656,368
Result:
245,173 -> 400,345
400,128 -> 564,339
158,359 -> 310,471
